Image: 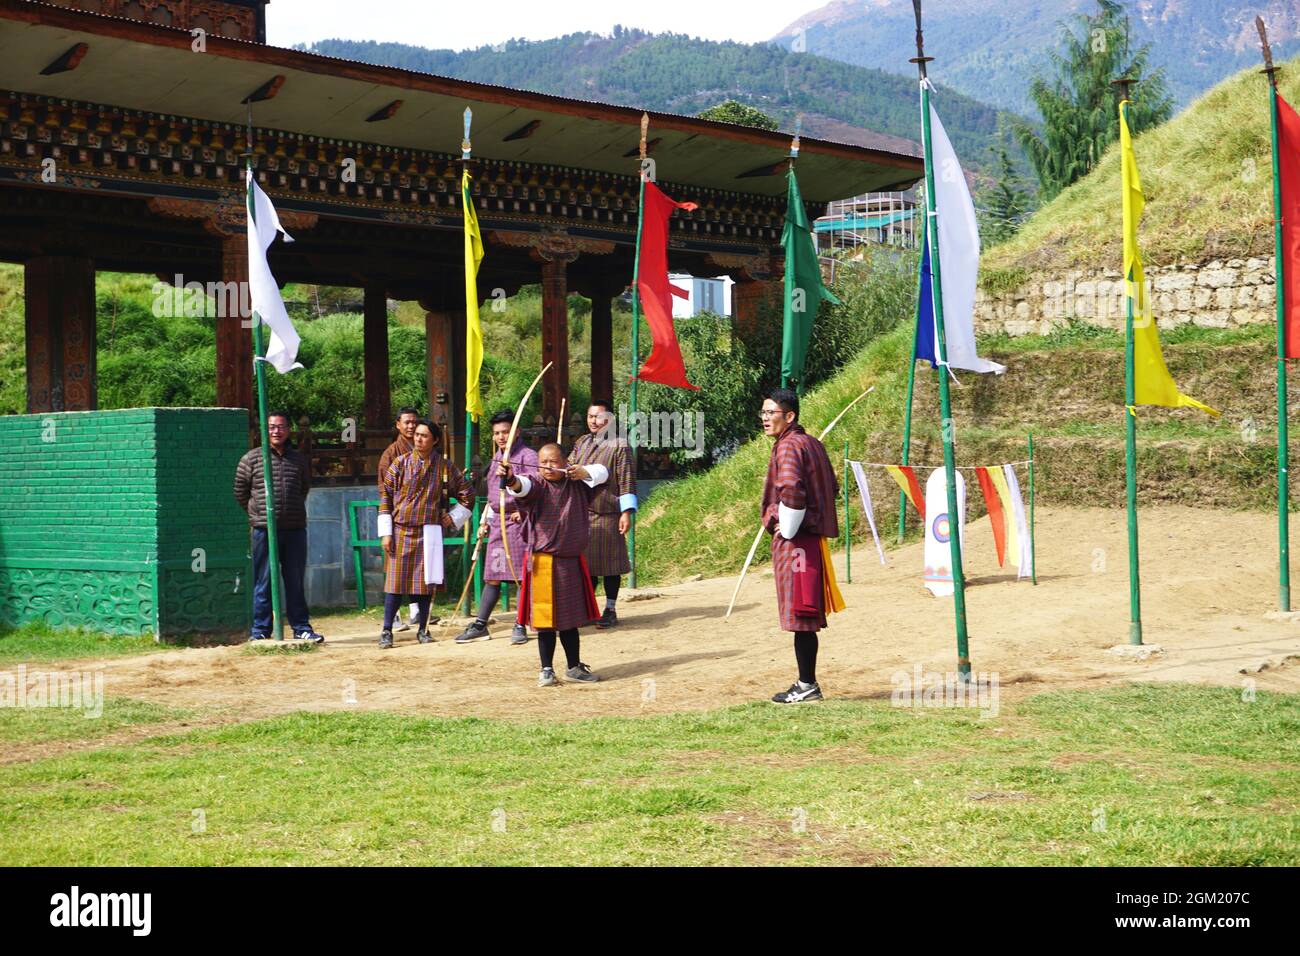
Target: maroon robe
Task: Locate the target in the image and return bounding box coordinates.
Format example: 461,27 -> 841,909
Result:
761,424 -> 840,632
511,475 -> 601,631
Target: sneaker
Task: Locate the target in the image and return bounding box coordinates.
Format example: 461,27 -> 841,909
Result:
454,621 -> 491,644
595,608 -> 618,630
393,615 -> 411,632
538,667 -> 558,687
248,633 -> 270,643
510,624 -> 528,646
378,629 -> 394,650
295,629 -> 326,645
771,681 -> 823,704
564,663 -> 600,684
417,628 -> 434,644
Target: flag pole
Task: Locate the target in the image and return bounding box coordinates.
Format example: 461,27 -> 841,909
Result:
1115,78 -> 1143,645
899,254 -> 924,543
462,107 -> 476,584
912,0 -> 971,679
782,118 -> 803,393
1258,17 -> 1291,612
244,104 -> 285,641
627,113 -> 650,589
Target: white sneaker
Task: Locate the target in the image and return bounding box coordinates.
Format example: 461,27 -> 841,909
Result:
393,612 -> 411,632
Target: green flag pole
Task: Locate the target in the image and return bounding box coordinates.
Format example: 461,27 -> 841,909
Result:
912,1 -> 971,679
244,109 -> 285,640
899,252 -> 924,543
462,109 -> 476,584
1259,17 -> 1291,612
1116,84 -> 1143,646
627,114 -> 651,589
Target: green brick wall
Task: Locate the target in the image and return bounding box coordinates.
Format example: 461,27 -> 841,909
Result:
0,408 -> 250,637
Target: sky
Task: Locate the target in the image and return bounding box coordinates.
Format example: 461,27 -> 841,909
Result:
266,0 -> 802,50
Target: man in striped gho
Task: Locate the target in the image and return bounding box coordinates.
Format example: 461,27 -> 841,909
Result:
377,405 -> 421,633
568,400 -> 636,629
499,443 -> 610,687
377,419 -> 473,649
454,408 -> 539,646
760,388 -> 845,704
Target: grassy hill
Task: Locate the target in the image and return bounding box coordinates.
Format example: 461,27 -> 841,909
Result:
636,317 -> 1281,586
980,56 -> 1300,287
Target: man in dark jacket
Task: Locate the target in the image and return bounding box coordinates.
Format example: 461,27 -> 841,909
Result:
233,410 -> 324,643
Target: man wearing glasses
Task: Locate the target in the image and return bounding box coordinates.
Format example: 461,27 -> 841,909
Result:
760,389 -> 844,703
233,410 -> 325,643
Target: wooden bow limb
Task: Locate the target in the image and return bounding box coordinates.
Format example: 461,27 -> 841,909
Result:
499,362 -> 553,583
557,397 -> 566,445
725,384 -> 875,619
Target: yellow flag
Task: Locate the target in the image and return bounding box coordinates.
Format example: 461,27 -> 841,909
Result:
463,168 -> 485,421
1120,102 -> 1218,416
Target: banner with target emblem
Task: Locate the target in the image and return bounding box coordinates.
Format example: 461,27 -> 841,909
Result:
923,467 -> 966,597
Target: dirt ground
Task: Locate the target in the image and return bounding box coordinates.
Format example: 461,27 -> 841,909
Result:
31,505 -> 1300,731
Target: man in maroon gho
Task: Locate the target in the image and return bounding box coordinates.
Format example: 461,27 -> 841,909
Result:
760,387 -> 843,704
500,443 -> 610,687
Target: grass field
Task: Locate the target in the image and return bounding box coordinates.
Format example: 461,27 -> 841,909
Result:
0,684 -> 1295,866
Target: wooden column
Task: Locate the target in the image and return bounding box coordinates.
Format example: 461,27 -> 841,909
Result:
363,284 -> 391,429
540,256 -> 573,423
590,290 -> 614,404
24,256 -> 96,412
422,291 -> 467,465
731,275 -> 782,343
216,234 -> 253,418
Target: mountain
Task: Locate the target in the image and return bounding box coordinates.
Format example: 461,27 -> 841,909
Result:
299,30 -> 1019,176
773,0 -> 1300,118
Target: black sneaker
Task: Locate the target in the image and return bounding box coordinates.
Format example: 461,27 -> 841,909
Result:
510,624 -> 528,646
565,662 -> 600,684
417,628 -> 434,644
295,629 -> 326,645
248,633 -> 270,643
454,621 -> 490,644
771,681 -> 823,704
378,629 -> 394,650
594,608 -> 618,629
538,667 -> 558,687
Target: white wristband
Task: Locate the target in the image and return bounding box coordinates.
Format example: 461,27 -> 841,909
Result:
582,463 -> 609,487
508,475 -> 532,497
377,513 -> 393,537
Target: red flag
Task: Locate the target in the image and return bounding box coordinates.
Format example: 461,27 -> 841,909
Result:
634,181 -> 699,389
974,467 -> 1007,568
1278,94 -> 1300,358
884,465 -> 925,522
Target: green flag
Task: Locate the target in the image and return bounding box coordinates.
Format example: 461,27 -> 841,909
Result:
781,167 -> 839,389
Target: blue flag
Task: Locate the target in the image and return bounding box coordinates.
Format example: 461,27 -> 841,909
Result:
915,235 -> 937,368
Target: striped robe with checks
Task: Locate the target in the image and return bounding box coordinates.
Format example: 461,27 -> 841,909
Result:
568,432 -> 635,576
510,474 -> 603,632
761,424 -> 841,633
379,451 -> 473,596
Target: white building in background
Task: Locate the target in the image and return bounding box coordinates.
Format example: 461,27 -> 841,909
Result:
667,274 -> 733,318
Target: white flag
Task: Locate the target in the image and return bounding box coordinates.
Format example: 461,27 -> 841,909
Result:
921,82 -> 1004,375
246,170 -> 302,373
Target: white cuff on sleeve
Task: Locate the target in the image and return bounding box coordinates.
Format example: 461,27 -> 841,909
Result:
448,503 -> 471,531
582,463 -> 609,487
508,475 -> 532,497
618,492 -> 638,512
377,513 -> 393,537
777,503 -> 806,539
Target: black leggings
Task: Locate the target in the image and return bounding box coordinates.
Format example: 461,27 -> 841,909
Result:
589,575 -> 621,601
537,628 -> 580,670
475,582 -> 501,624
794,631 -> 818,685
384,593 -> 430,629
